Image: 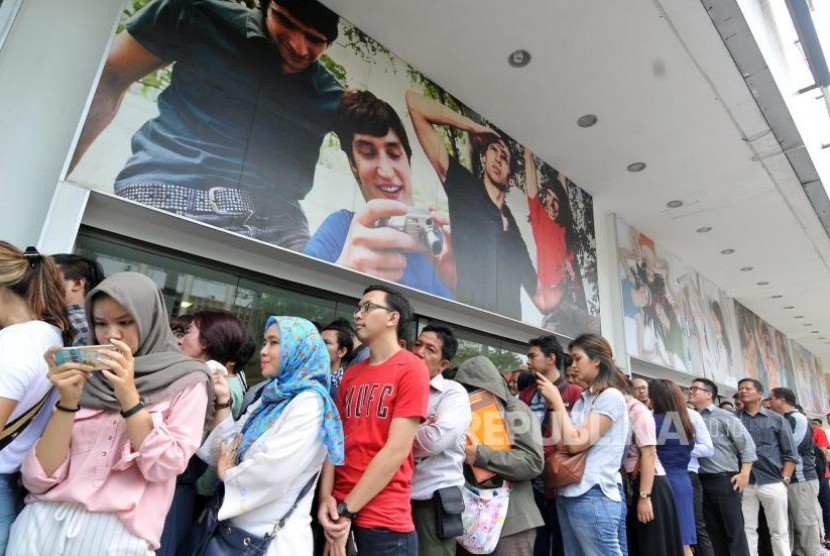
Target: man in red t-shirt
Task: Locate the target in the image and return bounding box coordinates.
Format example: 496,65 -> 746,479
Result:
522,334 -> 582,556
318,284 -> 430,555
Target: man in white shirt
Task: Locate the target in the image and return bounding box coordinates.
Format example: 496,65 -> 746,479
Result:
410,323 -> 471,556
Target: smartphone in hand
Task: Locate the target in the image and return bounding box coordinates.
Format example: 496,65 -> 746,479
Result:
53,345 -> 116,370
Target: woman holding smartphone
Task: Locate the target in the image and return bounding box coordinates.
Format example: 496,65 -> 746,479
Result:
0,242 -> 71,552
7,272 -> 211,555
196,316 -> 344,554
534,334 -> 630,555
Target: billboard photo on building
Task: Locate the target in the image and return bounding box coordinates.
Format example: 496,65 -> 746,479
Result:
66,0 -> 600,336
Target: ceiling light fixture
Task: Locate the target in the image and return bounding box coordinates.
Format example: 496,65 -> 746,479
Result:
697,226 -> 712,233
577,115 -> 598,128
627,162 -> 647,173
740,267 -> 753,272
795,315 -> 804,318
812,331 -> 820,334
771,295 -> 783,299
666,200 -> 683,208
784,306 -> 795,309
757,281 -> 769,286
508,49 -> 531,68
720,249 -> 735,255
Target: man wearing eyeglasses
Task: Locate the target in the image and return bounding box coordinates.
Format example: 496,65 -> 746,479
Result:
631,377 -> 650,406
69,0 -> 342,250
318,285 -> 430,555
688,377 -> 757,556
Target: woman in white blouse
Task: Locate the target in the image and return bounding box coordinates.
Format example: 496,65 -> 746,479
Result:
198,316 -> 344,554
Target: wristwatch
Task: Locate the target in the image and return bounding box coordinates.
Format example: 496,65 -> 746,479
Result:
639,491 -> 651,499
337,501 -> 358,520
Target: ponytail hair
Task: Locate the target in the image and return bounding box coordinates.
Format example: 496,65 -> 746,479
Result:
0,242 -> 71,345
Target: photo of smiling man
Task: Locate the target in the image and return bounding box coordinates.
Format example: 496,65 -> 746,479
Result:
305,90 -> 455,298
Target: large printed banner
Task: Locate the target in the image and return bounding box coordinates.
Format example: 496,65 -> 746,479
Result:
67,0 -> 600,336
617,217 -> 828,413
617,218 -> 740,388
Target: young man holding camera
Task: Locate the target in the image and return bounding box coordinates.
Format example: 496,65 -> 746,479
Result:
304,90 -> 455,298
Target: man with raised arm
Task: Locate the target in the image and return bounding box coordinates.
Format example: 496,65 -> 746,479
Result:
405,91 -> 552,320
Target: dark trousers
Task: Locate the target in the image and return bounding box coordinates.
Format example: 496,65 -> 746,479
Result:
412,502 -> 456,556
532,488 -> 564,556
699,473 -> 750,556
353,526 -> 418,556
818,477 -> 830,543
690,472 -> 715,556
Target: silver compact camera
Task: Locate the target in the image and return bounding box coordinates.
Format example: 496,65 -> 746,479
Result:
377,208 -> 444,256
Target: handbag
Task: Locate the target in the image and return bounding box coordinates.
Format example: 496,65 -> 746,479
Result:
432,486 -> 464,539
457,481 -> 511,554
542,448 -> 588,489
184,472 -> 319,556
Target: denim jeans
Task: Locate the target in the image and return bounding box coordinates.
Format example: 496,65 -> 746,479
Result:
353,526 -> 418,556
0,474 -> 21,554
557,485 -> 626,556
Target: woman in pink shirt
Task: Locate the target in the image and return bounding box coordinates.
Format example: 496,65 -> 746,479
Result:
7,272 -> 212,555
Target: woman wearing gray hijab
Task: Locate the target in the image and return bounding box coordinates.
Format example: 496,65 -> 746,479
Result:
7,272 -> 212,555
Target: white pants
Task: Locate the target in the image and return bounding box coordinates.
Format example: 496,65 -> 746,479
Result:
7,501 -> 153,555
742,482 -> 790,556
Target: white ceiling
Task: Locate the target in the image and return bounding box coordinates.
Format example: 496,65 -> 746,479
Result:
320,0 -> 830,359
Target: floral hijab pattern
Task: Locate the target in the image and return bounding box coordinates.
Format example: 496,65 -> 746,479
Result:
237,316 -> 344,464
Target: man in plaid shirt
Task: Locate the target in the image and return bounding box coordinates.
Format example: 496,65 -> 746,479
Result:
53,254 -> 104,346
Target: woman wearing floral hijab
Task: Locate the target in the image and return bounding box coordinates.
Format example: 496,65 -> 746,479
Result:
7,272 -> 212,555
197,316 -> 344,554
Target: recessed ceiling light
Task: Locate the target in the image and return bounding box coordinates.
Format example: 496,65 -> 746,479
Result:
757,281 -> 769,285
697,226 -> 712,233
804,323 -> 812,326
795,315 -> 804,318
666,200 -> 683,208
508,49 -> 531,68
720,249 -> 735,255
771,295 -> 783,298
577,114 -> 598,128
812,331 -> 820,334
627,162 -> 647,173
740,267 -> 753,272
784,306 -> 795,309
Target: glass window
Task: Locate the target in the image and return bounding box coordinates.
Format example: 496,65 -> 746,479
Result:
75,230 -> 530,386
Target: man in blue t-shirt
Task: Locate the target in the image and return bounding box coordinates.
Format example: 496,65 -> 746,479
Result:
305,90 -> 454,298
69,0 -> 343,250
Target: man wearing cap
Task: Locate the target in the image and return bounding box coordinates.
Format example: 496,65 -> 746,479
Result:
70,0 -> 343,250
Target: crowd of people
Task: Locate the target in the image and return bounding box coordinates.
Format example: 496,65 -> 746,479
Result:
0,240 -> 829,556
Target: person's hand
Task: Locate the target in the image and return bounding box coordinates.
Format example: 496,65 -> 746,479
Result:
336,199 -> 417,282
44,346 -> 92,408
637,497 -> 654,523
208,363 -> 231,408
428,207 -> 456,290
318,495 -> 351,540
534,371 -> 561,403
97,339 -> 139,408
731,471 -> 749,492
464,433 -> 479,465
323,531 -> 350,556
217,435 -> 241,481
